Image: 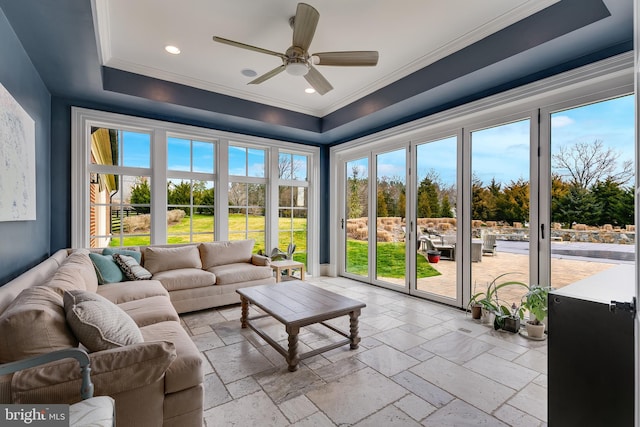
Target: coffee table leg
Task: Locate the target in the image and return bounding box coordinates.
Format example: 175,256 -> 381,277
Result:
349,309 -> 362,349
286,325 -> 300,372
240,296 -> 248,329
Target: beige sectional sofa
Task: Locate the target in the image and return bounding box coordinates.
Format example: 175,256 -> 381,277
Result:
0,239 -> 277,427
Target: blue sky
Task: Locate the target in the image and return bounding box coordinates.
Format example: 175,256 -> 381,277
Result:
374,94 -> 634,187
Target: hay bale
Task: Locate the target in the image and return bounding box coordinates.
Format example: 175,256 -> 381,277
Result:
573,224 -> 587,231
123,214 -> 151,232
513,222 -> 523,229
485,221 -> 497,227
626,225 -> 635,232
376,230 -> 392,242
602,224 -> 613,231
167,209 -> 186,225
438,223 -> 451,231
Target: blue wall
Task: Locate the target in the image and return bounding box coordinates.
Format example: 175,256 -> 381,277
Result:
0,9 -> 51,285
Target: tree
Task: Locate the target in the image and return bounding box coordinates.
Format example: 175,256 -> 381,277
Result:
554,185 -> 600,226
417,172 -> 440,218
440,195 -> 453,218
471,175 -> 491,221
552,139 -> 633,189
591,179 -> 633,226
168,181 -> 192,215
496,179 -> 529,224
347,166 -> 364,219
376,187 -> 388,217
129,177 -> 150,213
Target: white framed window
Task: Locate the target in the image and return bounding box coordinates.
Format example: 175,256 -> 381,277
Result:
72,108 -> 320,275
166,134 -> 217,243
228,144 -> 267,252
277,152 -> 310,266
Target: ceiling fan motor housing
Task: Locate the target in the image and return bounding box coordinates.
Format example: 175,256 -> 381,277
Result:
285,46 -> 310,75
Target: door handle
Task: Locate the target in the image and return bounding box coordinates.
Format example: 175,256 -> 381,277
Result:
541,224 -> 545,239
341,218 -> 344,229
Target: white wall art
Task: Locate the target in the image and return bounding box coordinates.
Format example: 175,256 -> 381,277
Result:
0,82 -> 36,221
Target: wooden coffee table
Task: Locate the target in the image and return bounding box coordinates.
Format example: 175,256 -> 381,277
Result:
237,281 -> 366,372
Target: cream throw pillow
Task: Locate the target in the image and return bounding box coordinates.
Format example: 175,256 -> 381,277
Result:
143,245 -> 202,274
199,240 -> 255,269
63,290 -> 143,352
0,286 -> 78,363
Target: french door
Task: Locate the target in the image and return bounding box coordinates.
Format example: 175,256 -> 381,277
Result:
338,95 -> 634,313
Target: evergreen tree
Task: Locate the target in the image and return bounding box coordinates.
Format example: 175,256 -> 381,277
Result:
129,178 -> 150,214
440,195 -> 453,218
555,185 -> 599,226
377,187 -> 388,217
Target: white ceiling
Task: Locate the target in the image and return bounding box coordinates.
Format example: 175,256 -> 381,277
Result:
94,0 -> 559,117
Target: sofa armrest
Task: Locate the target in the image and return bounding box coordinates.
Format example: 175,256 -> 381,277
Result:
11,341 -> 176,404
251,254 -> 271,266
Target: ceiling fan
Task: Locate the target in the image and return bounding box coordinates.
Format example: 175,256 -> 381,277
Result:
212,2 -> 379,95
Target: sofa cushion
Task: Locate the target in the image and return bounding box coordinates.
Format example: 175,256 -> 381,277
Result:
198,240 -> 254,270
56,250 -> 99,292
96,280 -> 168,305
140,321 -> 203,394
89,253 -> 124,285
208,263 -> 273,285
152,268 -> 215,291
102,247 -> 142,264
113,253 -> 152,281
143,246 -> 202,274
0,286 -> 78,363
117,295 -> 180,327
64,290 -> 143,352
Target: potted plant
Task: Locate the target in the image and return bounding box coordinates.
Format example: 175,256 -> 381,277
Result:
427,250 -> 441,263
521,285 -> 551,339
494,302 -> 524,333
467,273 -> 527,327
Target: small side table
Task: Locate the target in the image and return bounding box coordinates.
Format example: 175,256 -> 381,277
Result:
271,260 -> 305,282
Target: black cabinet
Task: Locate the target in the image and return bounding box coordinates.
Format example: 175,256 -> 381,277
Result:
548,265 -> 635,427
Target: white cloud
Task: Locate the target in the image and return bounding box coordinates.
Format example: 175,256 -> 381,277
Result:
551,115 -> 575,128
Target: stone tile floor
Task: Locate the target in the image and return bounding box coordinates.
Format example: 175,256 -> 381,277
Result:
180,276 -> 548,426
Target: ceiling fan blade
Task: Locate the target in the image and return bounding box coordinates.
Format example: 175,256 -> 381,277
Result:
313,51 -> 379,66
213,36 -> 286,59
304,66 -> 333,95
248,65 -> 286,85
292,3 -> 319,51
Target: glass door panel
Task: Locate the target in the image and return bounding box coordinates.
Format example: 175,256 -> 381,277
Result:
375,149 -> 406,288
415,137 -> 458,300
550,95 -> 635,289
471,119 -> 531,307
345,158 -> 369,278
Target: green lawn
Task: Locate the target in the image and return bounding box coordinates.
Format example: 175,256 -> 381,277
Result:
110,215 -> 438,279
111,214 -> 307,259
347,239 -> 441,279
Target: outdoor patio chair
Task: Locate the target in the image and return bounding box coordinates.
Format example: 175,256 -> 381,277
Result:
0,348 -> 115,426
422,235 -> 455,260
482,233 -> 497,256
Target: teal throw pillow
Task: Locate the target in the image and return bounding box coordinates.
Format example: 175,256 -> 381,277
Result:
102,248 -> 142,264
89,253 -> 124,285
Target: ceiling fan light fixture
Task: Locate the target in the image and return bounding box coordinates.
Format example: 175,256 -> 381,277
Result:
305,87 -> 316,94
285,61 -> 309,76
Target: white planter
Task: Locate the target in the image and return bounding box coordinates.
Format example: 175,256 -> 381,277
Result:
480,308 -> 494,325
525,321 -> 545,339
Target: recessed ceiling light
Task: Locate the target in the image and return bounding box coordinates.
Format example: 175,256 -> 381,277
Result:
165,45 -> 181,55
241,69 -> 258,77
305,88 -> 316,94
